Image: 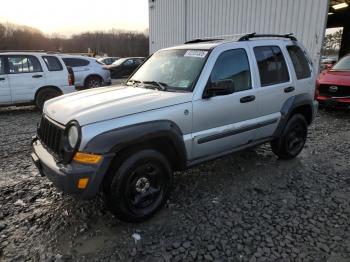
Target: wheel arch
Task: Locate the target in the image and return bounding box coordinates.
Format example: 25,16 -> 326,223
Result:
84,74 -> 104,86
84,120 -> 188,172
34,85 -> 62,101
274,94 -> 314,137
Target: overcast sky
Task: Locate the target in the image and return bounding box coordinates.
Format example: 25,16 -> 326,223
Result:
0,0 -> 149,36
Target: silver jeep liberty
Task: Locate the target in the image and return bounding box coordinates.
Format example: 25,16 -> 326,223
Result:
32,34 -> 318,222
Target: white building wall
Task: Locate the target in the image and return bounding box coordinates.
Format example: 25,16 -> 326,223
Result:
149,0 -> 329,67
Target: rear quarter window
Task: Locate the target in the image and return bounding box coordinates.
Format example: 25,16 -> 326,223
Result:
42,56 -> 63,71
62,58 -> 90,67
286,45 -> 311,79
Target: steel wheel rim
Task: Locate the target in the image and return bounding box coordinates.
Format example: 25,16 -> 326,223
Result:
286,123 -> 305,155
125,162 -> 163,211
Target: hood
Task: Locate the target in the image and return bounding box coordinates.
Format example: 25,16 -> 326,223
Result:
318,70 -> 350,86
44,85 -> 192,126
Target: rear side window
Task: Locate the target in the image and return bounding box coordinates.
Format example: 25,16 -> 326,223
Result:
210,48 -> 251,92
62,58 -> 90,67
0,57 -> 4,74
42,56 -> 63,71
7,55 -> 42,74
287,45 -> 311,79
254,46 -> 289,86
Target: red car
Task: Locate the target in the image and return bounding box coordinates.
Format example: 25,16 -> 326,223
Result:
316,55 -> 350,108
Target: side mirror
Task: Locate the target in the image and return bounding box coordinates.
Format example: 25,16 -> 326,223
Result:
326,64 -> 333,70
204,79 -> 235,98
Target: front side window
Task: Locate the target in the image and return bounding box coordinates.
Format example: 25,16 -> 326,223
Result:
209,49 -> 251,92
0,57 -> 4,75
7,56 -> 42,74
332,55 -> 350,71
254,46 -> 289,86
42,56 -> 63,71
128,49 -> 209,91
62,58 -> 90,67
287,45 -> 311,79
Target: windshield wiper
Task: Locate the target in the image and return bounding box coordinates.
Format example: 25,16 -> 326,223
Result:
142,81 -> 167,91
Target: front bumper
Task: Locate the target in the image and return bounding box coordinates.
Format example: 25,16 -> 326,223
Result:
317,96 -> 350,109
31,137 -> 113,199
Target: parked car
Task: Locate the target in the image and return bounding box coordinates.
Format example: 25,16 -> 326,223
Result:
60,55 -> 111,89
31,34 -> 318,222
316,54 -> 350,108
97,57 -> 120,65
0,51 -> 75,110
108,57 -> 145,79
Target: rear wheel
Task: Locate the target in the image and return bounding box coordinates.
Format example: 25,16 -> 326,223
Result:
35,88 -> 61,111
104,149 -> 173,222
271,114 -> 308,160
85,76 -> 102,88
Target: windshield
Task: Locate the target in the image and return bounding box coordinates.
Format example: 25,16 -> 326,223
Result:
332,56 -> 350,71
127,49 -> 209,91
112,58 -> 126,66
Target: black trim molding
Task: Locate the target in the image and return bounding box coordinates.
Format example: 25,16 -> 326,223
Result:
197,118 -> 278,144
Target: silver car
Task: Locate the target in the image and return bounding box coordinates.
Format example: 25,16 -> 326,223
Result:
60,55 -> 111,89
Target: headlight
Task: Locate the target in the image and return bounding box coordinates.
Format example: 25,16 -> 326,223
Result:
68,125 -> 79,148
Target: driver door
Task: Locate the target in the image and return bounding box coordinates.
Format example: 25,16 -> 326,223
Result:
191,48 -> 259,160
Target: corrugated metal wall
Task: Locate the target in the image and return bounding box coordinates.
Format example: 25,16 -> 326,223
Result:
149,0 -> 329,66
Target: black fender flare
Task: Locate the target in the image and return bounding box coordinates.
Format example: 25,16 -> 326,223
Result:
273,94 -> 314,137
83,120 -> 187,169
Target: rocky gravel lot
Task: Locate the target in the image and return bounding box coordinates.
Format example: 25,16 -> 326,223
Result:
0,106 -> 349,262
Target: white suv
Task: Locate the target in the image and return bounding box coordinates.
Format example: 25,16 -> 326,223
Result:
60,55 -> 111,89
0,52 -> 75,109
32,34 -> 318,222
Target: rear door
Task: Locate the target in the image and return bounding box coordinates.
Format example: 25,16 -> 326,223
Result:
7,55 -> 46,102
0,56 -> 11,104
249,42 -> 295,139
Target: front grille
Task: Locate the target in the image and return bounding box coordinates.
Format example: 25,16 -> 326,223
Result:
319,84 -> 350,97
37,116 -> 64,157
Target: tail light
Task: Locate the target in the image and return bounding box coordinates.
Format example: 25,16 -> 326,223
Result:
68,74 -> 73,86
67,66 -> 75,86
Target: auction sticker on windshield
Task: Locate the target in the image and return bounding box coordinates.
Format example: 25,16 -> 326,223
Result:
184,50 -> 208,58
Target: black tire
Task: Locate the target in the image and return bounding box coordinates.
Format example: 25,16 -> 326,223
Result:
271,114 -> 308,160
35,88 -> 61,111
104,149 -> 173,222
85,76 -> 102,88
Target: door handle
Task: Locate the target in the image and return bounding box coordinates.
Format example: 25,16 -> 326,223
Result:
0,77 -> 5,81
32,74 -> 43,78
240,95 -> 256,103
284,86 -> 295,93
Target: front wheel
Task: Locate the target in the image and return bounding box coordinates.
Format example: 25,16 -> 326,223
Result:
271,114 -> 308,160
104,149 -> 173,222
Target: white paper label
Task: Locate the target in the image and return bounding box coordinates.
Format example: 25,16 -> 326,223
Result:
184,50 -> 208,58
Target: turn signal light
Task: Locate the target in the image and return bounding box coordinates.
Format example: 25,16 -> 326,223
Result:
78,178 -> 89,189
73,152 -> 102,164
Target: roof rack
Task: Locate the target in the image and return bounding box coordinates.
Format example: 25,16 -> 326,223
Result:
238,33 -> 297,41
0,50 -> 46,53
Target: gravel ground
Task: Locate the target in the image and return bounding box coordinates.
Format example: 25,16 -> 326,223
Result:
0,106 -> 350,262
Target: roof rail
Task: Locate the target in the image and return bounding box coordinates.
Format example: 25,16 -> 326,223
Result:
0,50 -> 46,53
238,33 -> 297,41
185,33 -> 251,44
185,38 -> 224,44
